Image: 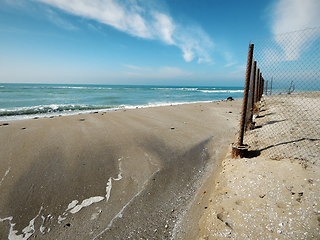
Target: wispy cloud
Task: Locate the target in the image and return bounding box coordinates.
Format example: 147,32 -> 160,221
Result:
47,9 -> 78,30
124,64 -> 151,71
222,51 -> 237,67
34,0 -> 213,63
224,62 -> 237,67
198,58 -> 212,64
271,0 -> 320,61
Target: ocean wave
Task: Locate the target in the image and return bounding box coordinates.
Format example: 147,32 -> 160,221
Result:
0,104 -> 112,116
24,86 -> 113,90
199,90 -> 244,93
0,85 -> 113,90
151,88 -> 199,91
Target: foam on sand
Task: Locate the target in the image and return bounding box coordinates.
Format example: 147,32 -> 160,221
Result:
69,197 -> 105,214
0,207 -> 42,240
0,167 -> 10,187
106,157 -> 123,202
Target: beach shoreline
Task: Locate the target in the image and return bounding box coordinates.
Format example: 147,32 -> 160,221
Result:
0,99 -> 241,122
0,99 -> 242,239
0,84 -> 244,122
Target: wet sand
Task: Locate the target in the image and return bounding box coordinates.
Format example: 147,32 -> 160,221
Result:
0,100 -> 241,239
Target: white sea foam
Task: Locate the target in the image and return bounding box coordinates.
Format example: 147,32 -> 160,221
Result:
0,167 -> 10,187
65,200 -> 79,211
0,207 -> 43,240
151,87 -> 199,91
69,197 -> 105,214
105,178 -> 112,202
105,157 -> 123,202
57,216 -> 67,224
200,90 -> 244,93
39,216 -> 46,234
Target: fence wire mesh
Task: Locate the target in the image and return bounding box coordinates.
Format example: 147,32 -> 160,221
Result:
241,27 -> 320,164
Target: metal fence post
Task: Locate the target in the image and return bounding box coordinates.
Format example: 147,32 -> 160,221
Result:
248,61 -> 257,129
260,77 -> 264,100
232,43 -> 254,158
255,69 -> 260,104
257,73 -> 262,101
265,80 -> 268,95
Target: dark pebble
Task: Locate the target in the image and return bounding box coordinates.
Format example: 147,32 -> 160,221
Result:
79,119 -> 85,121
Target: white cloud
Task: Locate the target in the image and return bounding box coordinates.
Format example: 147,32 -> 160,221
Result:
272,0 -> 320,61
224,62 -> 237,67
124,64 -> 151,71
272,0 -> 320,34
198,58 -> 212,64
34,0 -> 213,62
152,12 -> 175,45
182,49 -> 195,62
47,9 -> 78,30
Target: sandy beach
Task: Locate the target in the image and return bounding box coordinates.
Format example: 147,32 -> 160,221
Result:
1,92 -> 319,240
197,93 -> 320,239
0,100 -> 242,239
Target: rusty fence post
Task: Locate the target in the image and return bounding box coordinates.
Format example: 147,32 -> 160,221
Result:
257,73 -> 262,101
248,61 -> 257,129
259,77 -> 264,100
265,80 -> 268,95
232,43 -> 254,158
255,69 -> 260,104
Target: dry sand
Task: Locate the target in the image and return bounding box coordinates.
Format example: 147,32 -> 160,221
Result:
197,93 -> 320,239
0,100 -> 242,239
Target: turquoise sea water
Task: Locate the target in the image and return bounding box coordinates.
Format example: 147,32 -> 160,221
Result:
0,84 -> 244,121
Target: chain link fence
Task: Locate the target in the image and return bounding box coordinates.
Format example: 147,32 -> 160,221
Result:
233,27 -> 320,165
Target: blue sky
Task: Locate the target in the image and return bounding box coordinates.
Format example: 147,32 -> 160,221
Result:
0,0 -> 319,86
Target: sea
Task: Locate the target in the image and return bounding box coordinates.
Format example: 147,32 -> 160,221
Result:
0,83 -> 244,121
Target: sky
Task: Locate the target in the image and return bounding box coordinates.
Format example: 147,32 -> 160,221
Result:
0,0 -> 319,86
